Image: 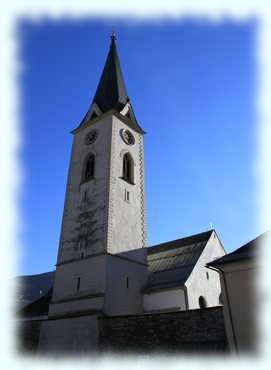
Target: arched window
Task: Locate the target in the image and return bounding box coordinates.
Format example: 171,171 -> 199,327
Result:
123,152 -> 134,183
83,153 -> 95,182
199,296 -> 207,309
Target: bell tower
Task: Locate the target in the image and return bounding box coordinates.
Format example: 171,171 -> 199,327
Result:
45,34 -> 148,324
57,33 -> 147,265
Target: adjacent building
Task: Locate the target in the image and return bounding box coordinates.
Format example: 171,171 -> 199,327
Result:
207,233 -> 263,353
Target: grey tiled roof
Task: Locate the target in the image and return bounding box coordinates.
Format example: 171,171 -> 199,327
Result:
207,232 -> 266,267
144,230 -> 213,293
15,271 -> 54,310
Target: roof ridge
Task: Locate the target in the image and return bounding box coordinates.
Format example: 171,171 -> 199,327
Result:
148,229 -> 214,254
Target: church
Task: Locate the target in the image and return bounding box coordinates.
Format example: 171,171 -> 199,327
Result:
18,33 -> 228,353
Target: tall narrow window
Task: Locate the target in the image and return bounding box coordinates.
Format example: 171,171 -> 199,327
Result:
76,277 -> 81,292
126,277 -> 129,289
83,153 -> 95,181
123,153 -> 133,183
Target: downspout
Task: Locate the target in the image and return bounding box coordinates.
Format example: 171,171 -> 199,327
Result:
207,265 -> 239,354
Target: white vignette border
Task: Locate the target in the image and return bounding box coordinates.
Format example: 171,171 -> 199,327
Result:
0,0 -> 271,369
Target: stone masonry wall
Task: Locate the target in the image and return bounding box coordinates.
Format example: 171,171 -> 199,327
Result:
18,319 -> 42,353
99,307 -> 228,353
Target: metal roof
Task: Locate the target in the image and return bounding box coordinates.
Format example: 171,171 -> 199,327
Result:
144,230 -> 213,293
15,271 -> 54,310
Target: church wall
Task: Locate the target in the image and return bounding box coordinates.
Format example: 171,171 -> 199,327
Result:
48,296 -> 104,317
107,116 -> 147,254
185,232 -> 225,309
38,314 -> 99,354
143,288 -> 186,312
104,252 -> 148,315
48,255 -> 107,318
57,115 -> 113,264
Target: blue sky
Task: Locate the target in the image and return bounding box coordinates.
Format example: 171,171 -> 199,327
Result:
19,18 -> 258,276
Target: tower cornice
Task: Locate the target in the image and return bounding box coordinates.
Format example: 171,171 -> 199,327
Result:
71,109 -> 145,135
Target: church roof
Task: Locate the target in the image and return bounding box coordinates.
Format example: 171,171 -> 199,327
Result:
143,230 -> 214,293
79,34 -> 144,134
19,288 -> 52,318
207,232 -> 265,267
15,271 -> 54,311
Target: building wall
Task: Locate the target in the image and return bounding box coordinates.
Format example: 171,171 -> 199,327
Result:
38,314 -> 99,354
18,319 -> 42,353
57,115 -> 113,263
218,259 -> 257,352
20,308 -> 228,354
107,115 -> 147,254
185,231 -> 225,309
143,288 -> 186,312
99,307 -> 228,353
104,251 -> 148,316
49,255 -> 106,317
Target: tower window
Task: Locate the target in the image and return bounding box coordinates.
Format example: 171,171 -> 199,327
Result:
122,153 -> 134,184
198,296 -> 207,309
125,189 -> 130,202
76,277 -> 81,292
126,277 -> 129,289
83,153 -> 95,182
206,272 -> 209,280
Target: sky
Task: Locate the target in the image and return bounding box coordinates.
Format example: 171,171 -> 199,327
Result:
18,18 -> 258,276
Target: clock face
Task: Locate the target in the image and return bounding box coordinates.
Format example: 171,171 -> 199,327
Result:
85,130 -> 98,145
120,129 -> 135,145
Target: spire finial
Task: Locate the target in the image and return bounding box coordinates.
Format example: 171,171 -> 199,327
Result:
111,26 -> 116,42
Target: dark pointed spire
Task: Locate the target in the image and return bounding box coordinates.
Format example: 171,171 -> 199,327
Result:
78,33 -> 145,134
92,32 -> 128,112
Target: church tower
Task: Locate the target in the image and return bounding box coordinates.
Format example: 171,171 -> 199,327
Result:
45,34 -> 148,324
57,33 -> 146,264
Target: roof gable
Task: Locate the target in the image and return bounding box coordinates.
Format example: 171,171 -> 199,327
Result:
144,230 -> 213,293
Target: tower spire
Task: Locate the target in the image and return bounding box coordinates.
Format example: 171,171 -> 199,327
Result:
92,32 -> 127,112
79,34 -> 144,134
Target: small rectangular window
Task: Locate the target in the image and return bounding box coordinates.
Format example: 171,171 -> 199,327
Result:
76,277 -> 81,292
125,189 -> 130,202
126,276 -> 129,289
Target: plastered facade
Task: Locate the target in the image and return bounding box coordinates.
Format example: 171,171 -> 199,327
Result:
143,288 -> 186,312
218,259 -> 257,352
107,115 -> 147,254
185,231 -> 225,309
